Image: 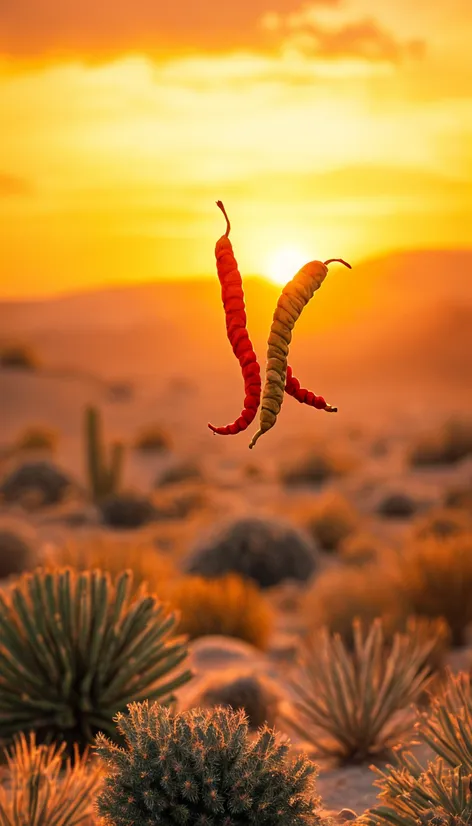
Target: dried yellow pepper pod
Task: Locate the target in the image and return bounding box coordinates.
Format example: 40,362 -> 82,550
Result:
248,257 -> 351,449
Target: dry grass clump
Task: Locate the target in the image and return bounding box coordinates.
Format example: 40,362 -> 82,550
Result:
43,536 -> 177,597
0,732 -> 102,825
168,573 -> 273,649
14,425 -> 58,453
302,492 -> 360,553
155,460 -> 203,487
0,343 -> 39,371
392,534 -> 472,646
358,671 -> 472,826
0,461 -> 73,508
409,418 -> 472,467
303,564 -> 404,648
285,619 -> 434,763
186,516 -> 318,588
134,424 -> 172,453
279,447 -> 353,488
411,507 -> 471,541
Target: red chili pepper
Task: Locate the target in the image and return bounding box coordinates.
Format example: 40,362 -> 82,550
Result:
285,365 -> 337,412
208,201 -> 262,435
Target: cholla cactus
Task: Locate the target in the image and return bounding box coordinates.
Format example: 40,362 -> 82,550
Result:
0,568 -> 192,752
0,732 -> 101,825
95,702 -> 320,826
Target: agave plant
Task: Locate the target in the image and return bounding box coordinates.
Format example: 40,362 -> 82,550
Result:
357,670 -> 472,826
286,619 -> 434,762
0,732 -> 101,826
0,568 -> 192,751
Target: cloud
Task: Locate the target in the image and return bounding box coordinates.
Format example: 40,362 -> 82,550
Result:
1,0 -> 332,61
0,172 -> 33,196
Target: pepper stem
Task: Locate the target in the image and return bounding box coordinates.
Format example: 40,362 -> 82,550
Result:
324,258 -> 351,268
216,200 -> 231,237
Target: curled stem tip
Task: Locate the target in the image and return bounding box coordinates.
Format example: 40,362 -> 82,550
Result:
325,405 -> 338,413
216,200 -> 231,237
323,258 -> 352,269
248,429 -> 262,449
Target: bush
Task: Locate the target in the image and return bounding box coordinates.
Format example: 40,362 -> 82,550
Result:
0,732 -> 102,825
376,492 -> 418,519
304,493 -> 359,553
411,507 -> 471,541
95,703 -> 321,826
339,532 -> 385,566
0,526 -> 38,579
0,568 -> 192,752
155,460 -> 203,487
43,536 -> 176,597
0,344 -> 38,370
15,425 -> 58,453
134,425 -> 172,453
0,461 -> 73,508
444,484 -> 472,511
168,574 -> 273,649
186,516 -> 318,588
392,534 -> 472,646
99,491 -> 157,529
409,418 -> 472,467
191,669 -> 281,730
280,449 -> 350,487
286,619 -> 434,763
358,671 -> 472,826
303,564 -> 404,648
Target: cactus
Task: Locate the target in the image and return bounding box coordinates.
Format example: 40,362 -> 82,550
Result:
85,406 -> 124,501
0,568 -> 192,752
95,703 -> 320,826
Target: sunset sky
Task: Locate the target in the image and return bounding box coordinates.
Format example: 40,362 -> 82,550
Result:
1,0 -> 471,298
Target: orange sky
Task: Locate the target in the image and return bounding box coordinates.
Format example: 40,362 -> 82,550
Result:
0,0 -> 471,298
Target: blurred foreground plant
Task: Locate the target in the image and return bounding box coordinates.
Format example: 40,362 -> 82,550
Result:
95,703 -> 321,826
286,619 -> 434,763
0,732 -> 101,826
0,568 -> 192,752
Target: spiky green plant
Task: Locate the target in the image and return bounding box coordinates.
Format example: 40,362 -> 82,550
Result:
0,732 -> 101,826
85,406 -> 124,502
95,702 -> 321,826
357,671 -> 472,826
286,619 -> 434,763
0,568 -> 192,752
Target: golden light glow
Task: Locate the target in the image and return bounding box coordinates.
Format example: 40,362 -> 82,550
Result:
264,244 -> 311,286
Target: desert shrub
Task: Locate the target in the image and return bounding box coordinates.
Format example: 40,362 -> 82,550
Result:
339,532 -> 385,566
0,461 -> 73,507
444,484 -> 472,511
376,492 -> 419,519
43,536 -> 176,597
0,568 -> 191,752
409,418 -> 472,467
168,573 -> 273,649
0,526 -> 38,579
155,460 -> 203,487
303,564 -> 405,648
191,669 -> 281,730
15,425 -> 58,453
411,507 -> 471,541
0,344 -> 38,371
134,425 -> 172,453
280,449 -> 350,487
286,619 -> 434,763
392,534 -> 472,646
303,493 -> 359,553
186,516 -> 318,588
0,732 -> 101,825
98,491 -> 157,529
95,703 -> 320,826
358,671 -> 472,826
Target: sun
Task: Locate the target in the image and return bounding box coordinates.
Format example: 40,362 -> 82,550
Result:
264,244 -> 310,286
